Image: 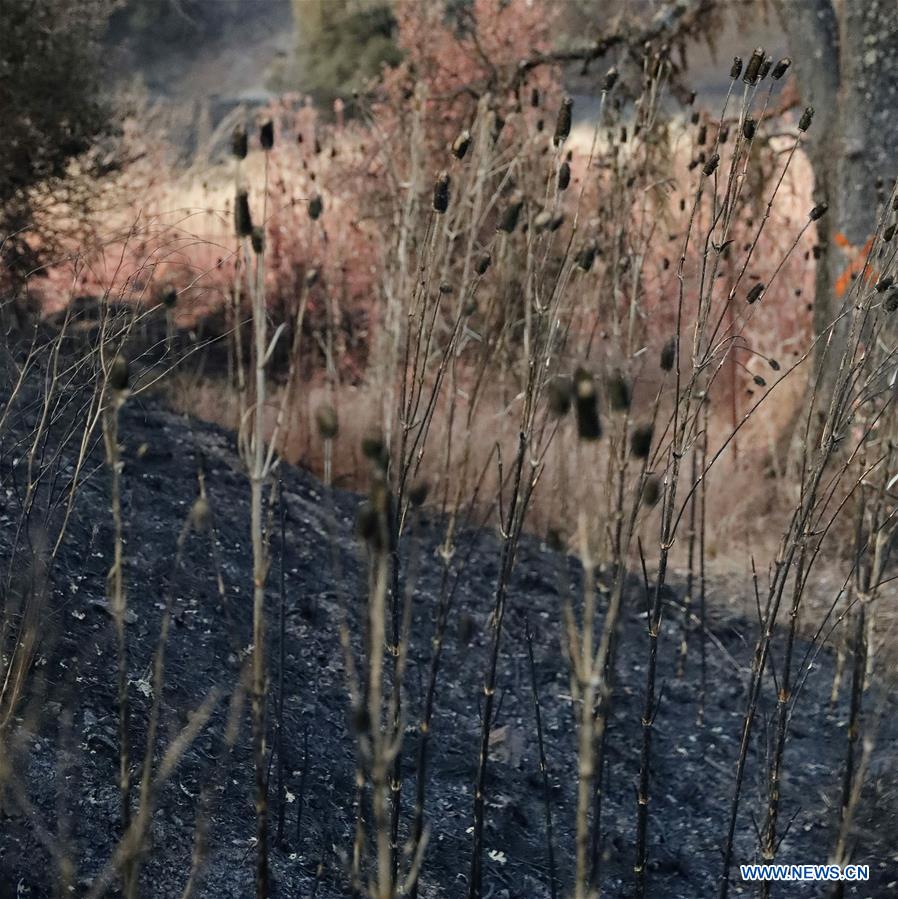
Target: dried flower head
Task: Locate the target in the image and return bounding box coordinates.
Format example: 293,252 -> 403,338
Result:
630,423 -> 653,459
703,153 -> 720,176
235,190 -> 253,237
809,202 -> 829,221
232,124 -> 248,160
744,47 -> 764,84
315,404 -> 339,440
547,376 -> 573,417
730,56 -> 743,79
747,283 -> 765,304
558,161 -> 571,191
798,107 -> 814,132
498,192 -> 524,233
452,129 -> 471,159
771,57 -> 791,80
660,337 -> 676,372
742,116 -> 756,140
574,368 -> 601,441
553,96 -> 573,146
109,354 -> 129,391
884,290 -> 898,313
875,275 -> 894,292
432,173 -> 450,214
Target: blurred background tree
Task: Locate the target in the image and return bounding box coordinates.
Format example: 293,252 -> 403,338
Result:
0,0 -> 112,276
290,0 -> 401,106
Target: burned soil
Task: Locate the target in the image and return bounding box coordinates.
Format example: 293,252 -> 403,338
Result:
1,385 -> 896,898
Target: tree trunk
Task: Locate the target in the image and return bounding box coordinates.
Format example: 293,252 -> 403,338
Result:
776,0 -> 898,386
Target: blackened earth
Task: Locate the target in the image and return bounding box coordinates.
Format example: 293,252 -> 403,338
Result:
1,386 -> 896,899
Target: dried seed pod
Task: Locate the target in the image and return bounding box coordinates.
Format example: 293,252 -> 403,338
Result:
452,129 -> 471,160
361,430 -> 388,467
875,275 -> 893,292
547,376 -> 572,417
730,56 -> 743,79
744,47 -> 764,84
603,67 -> 619,92
498,192 -> 524,233
884,224 -> 897,243
408,479 -> 429,507
630,423 -> 653,459
235,190 -> 253,237
768,358 -> 781,371
558,161 -> 571,190
642,474 -> 661,507
308,193 -> 324,220
884,290 -> 898,313
476,252 -> 492,275
772,57 -> 791,80
315,404 -> 339,440
109,354 -> 129,391
162,286 -> 177,309
573,368 -> 601,441
742,116 -> 756,140
607,371 -> 631,412
798,106 -> 814,132
259,119 -> 274,150
809,202 -> 828,221
753,374 -> 767,387
660,337 -> 676,372
747,283 -> 765,304
433,171 -> 451,213
758,56 -> 773,80
703,153 -> 720,176
553,96 -> 573,146
250,226 -> 265,255
575,242 -> 597,271
231,124 -> 248,159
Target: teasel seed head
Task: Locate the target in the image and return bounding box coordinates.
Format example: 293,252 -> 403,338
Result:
730,56 -> 743,80
798,106 -> 814,132
573,367 -> 601,441
809,202 -> 828,221
742,116 -> 756,140
553,96 -> 573,146
476,252 -> 492,275
408,479 -> 429,507
884,290 -> 898,313
361,430 -> 388,469
703,153 -> 720,176
308,193 -> 324,220
875,275 -> 893,292
547,375 -> 573,417
452,129 -> 471,159
575,242 -> 597,272
432,171 -> 451,214
259,119 -> 274,151
498,192 -> 524,233
772,57 -> 791,80
660,337 -> 676,371
109,354 -> 129,392
641,474 -> 661,507
315,404 -> 339,440
250,226 -> 265,255
558,161 -> 571,191
162,286 -> 177,309
603,67 -> 619,92
744,47 -> 764,84
607,371 -> 631,412
231,124 -> 248,159
747,282 -> 765,304
235,190 -> 253,237
630,422 -> 653,459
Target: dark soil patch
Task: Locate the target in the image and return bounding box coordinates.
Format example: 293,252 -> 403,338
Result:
1,386 -> 896,898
